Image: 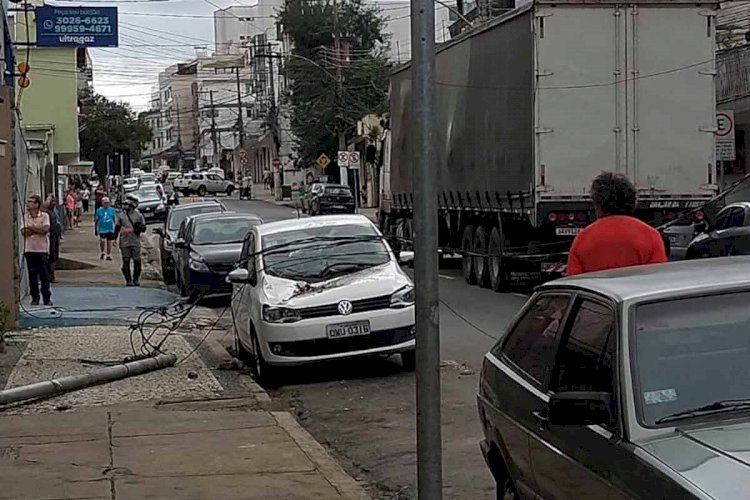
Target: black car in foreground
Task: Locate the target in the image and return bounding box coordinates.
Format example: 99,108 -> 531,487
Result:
153,199 -> 226,285
173,212 -> 263,298
479,257 -> 750,500
309,184 -> 355,215
131,189 -> 167,223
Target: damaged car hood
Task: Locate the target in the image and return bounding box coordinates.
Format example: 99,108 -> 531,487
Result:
262,262 -> 411,306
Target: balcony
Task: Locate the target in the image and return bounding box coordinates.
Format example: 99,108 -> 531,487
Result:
718,44 -> 750,104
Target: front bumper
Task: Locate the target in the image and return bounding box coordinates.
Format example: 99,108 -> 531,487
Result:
187,268 -> 232,295
141,209 -> 167,222
256,306 -> 415,366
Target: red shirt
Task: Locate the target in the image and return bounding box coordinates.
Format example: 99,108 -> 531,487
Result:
566,215 -> 667,276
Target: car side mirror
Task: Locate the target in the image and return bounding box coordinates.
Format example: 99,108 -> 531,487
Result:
152,227 -> 163,236
227,267 -> 254,284
548,391 -> 613,426
173,238 -> 186,248
397,250 -> 414,264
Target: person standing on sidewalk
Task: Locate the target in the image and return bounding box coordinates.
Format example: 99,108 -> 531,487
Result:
43,195 -> 62,283
95,197 -> 116,261
114,195 -> 146,286
65,189 -> 76,229
22,195 -> 52,306
566,172 -> 667,276
82,185 -> 91,213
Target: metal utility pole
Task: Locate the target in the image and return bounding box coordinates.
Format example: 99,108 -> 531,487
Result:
411,0 -> 442,496
332,0 -> 348,186
209,90 -> 219,168
265,41 -> 282,201
235,66 -> 245,147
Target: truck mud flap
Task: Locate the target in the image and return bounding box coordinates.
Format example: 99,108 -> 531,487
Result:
504,252 -> 569,287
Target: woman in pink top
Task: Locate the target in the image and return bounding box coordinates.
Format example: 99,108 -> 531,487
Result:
65,189 -> 75,229
22,194 -> 52,306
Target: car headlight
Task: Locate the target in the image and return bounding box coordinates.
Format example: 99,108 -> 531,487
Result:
262,305 -> 301,323
189,251 -> 209,272
391,285 -> 415,308
156,203 -> 166,211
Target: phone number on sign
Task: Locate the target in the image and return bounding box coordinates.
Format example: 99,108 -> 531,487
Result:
53,24 -> 112,33
55,16 -> 111,25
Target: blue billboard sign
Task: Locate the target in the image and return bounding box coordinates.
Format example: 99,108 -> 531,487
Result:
35,6 -> 118,47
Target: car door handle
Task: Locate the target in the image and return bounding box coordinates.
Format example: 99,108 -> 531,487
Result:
532,411 -> 549,428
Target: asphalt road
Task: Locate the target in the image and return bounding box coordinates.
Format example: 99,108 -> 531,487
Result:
204,197 -> 529,499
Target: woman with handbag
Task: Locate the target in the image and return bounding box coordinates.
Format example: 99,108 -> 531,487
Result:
114,195 -> 147,287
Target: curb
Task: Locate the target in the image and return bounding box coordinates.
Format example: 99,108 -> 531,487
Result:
272,411 -> 371,500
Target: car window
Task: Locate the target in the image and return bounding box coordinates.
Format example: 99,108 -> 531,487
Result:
192,174 -> 203,180
192,218 -> 260,245
168,205 -> 223,230
727,208 -> 746,228
633,291 -> 750,426
324,186 -> 353,197
551,300 -> 615,393
497,295 -> 570,384
241,233 -> 256,271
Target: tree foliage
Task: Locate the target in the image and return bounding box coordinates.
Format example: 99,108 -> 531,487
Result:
78,88 -> 152,161
278,0 -> 392,170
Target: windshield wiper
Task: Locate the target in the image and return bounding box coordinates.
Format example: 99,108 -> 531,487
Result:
655,399 -> 750,424
317,262 -> 373,278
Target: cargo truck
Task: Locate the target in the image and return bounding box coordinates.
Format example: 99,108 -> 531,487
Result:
379,0 -> 719,290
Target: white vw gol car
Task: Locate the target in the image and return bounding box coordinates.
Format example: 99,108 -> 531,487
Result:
228,215 -> 416,385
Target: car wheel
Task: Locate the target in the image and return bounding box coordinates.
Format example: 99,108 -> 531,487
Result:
488,227 -> 510,292
473,226 -> 490,288
401,350 -> 416,371
250,330 -> 279,388
498,477 -> 519,500
462,225 -> 476,285
197,185 -> 207,197
161,258 -> 175,285
226,186 -> 234,196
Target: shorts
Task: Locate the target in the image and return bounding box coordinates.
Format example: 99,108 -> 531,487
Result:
99,232 -> 115,241
120,246 -> 141,260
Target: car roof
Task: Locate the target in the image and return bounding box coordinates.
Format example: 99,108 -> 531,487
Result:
540,256 -> 750,302
257,214 -> 375,236
189,211 -> 261,223
170,200 -> 223,212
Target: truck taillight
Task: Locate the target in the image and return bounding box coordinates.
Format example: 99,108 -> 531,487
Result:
694,210 -> 705,221
576,212 -> 586,222
566,213 -> 575,221
548,212 -> 557,222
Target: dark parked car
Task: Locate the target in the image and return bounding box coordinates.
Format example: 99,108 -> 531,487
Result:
153,200 -> 226,285
685,202 -> 750,259
173,212 -> 263,298
130,189 -> 167,223
478,257 -> 750,500
308,184 -> 355,215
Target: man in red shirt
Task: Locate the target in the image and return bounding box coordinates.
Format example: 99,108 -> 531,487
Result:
566,172 -> 667,276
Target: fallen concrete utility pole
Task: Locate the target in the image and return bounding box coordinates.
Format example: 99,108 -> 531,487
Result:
0,353 -> 177,406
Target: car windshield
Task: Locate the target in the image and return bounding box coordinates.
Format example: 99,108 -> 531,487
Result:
132,191 -> 161,203
141,175 -> 156,183
324,186 -> 352,197
124,178 -> 137,186
192,218 -> 259,245
633,291 -> 750,426
169,205 -> 222,230
261,223 -> 390,282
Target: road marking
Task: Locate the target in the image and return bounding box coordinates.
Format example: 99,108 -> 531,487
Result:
439,274 -> 455,280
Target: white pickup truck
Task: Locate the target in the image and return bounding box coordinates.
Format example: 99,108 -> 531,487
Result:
173,171 -> 236,197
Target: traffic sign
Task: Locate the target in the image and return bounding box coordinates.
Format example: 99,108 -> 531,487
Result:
348,151 -> 361,170
717,111 -> 736,161
36,6 -> 119,48
337,151 -> 349,167
316,153 -> 331,169
238,148 -> 248,160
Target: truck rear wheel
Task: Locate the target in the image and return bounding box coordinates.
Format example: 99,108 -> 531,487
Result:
462,225 -> 476,285
473,226 -> 490,288
489,227 -> 510,292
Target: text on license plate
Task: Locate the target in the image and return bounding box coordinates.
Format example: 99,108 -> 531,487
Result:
326,321 -> 371,339
555,227 -> 582,236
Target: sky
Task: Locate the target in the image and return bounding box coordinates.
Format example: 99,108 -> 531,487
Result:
74,0 -> 420,112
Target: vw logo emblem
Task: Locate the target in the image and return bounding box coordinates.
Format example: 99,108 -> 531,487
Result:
337,300 -> 353,316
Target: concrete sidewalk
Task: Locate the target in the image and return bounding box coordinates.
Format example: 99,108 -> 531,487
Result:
56,213 -> 162,287
0,398 -> 368,499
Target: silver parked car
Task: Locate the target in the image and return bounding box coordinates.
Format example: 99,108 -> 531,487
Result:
479,256 -> 750,499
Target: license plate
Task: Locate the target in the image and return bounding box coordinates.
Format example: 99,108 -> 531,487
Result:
326,321 -> 371,339
555,227 -> 582,236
